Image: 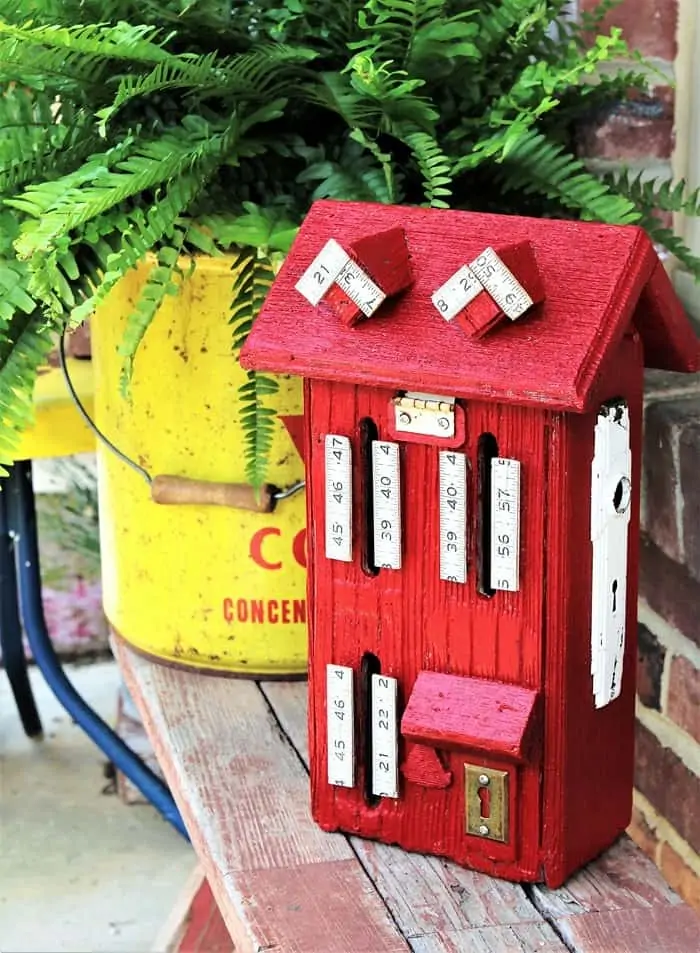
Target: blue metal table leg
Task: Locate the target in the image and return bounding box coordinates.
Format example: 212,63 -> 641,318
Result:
7,461 -> 187,839
0,475 -> 43,738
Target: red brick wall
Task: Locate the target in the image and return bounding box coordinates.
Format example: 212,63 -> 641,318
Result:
634,370 -> 700,910
578,0 -> 677,173
578,0 -> 700,912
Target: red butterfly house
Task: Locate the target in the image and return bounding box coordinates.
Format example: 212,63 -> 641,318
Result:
242,199 -> 699,886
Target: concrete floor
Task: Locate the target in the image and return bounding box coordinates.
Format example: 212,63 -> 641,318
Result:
0,659 -> 196,953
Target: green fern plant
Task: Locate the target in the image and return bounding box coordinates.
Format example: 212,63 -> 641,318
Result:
0,0 -> 699,483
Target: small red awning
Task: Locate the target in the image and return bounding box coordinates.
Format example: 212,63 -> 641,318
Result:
401,671 -> 540,764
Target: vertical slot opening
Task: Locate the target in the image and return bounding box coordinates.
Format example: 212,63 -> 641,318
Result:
360,651 -> 381,807
360,417 -> 379,577
477,432 -> 499,597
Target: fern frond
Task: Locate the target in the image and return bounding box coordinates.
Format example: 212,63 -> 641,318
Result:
298,135 -> 399,204
641,222 -> 700,281
488,130 -> 640,224
0,309 -> 54,474
229,250 -> 279,487
97,45 -> 317,129
609,170 -> 700,218
399,126 -> 452,207
11,119 -> 239,257
69,174 -> 204,325
0,20 -> 172,65
118,238 -> 186,394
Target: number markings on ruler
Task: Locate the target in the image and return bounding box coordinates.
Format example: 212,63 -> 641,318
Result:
372,441 -> 401,569
325,435 -> 352,562
470,247 -> 533,321
295,238 -> 386,316
490,457 -> 521,591
371,674 -> 399,798
335,258 -> 386,317
439,451 -> 467,583
431,265 -> 482,322
326,664 -> 355,788
295,239 -> 350,306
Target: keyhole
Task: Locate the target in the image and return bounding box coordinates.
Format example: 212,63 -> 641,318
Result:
478,786 -> 491,819
612,579 -> 618,614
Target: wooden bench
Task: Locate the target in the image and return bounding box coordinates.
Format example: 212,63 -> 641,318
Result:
116,639 -> 700,953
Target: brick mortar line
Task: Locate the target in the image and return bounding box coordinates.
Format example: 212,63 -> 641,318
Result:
636,700 -> 700,777
671,424 -> 686,563
643,384 -> 700,402
660,636 -> 673,712
633,789 -> 700,879
638,599 -> 700,668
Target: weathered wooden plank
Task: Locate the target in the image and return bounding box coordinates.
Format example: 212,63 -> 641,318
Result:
262,679 -> 700,953
530,836 -> 683,918
410,921 -> 564,953
117,641 -> 408,953
262,681 -> 563,950
554,905 -> 700,953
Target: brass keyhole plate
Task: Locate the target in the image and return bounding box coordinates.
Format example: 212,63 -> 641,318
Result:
465,764 -> 509,843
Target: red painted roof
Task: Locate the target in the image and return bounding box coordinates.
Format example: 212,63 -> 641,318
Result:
242,201 -> 700,411
401,671 -> 539,764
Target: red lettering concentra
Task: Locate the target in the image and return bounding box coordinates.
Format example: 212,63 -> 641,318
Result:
222,598 -> 307,624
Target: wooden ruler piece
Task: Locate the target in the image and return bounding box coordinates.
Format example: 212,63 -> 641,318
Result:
470,247 -> 533,320
371,674 -> 399,799
335,258 -> 386,317
324,434 -> 353,562
431,265 -> 482,322
490,457 -> 521,591
439,451 -> 467,583
295,238 -> 350,306
372,441 -> 401,570
326,664 -> 355,788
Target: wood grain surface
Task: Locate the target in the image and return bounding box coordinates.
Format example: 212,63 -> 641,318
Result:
116,641 -> 700,953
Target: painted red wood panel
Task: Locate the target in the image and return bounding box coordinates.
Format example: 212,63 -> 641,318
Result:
306,379 -> 547,881
541,332 -> 645,887
400,671 -> 540,762
241,200 -> 700,411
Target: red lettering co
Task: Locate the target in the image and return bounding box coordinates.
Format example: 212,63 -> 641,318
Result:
249,528 -> 307,570
223,598 -> 307,625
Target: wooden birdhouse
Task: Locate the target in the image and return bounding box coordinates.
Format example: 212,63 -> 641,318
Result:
241,200 -> 700,888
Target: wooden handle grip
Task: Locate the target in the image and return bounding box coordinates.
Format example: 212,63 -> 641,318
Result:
150,475 -> 274,512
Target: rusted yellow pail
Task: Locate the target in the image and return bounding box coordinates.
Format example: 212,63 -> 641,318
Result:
91,255 -> 307,675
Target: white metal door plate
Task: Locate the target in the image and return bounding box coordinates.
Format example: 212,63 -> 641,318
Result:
590,402 -> 632,709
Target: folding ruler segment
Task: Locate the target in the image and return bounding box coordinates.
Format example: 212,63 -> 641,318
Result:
324,434 -> 353,562
326,664 -> 355,788
490,457 -> 521,591
439,451 -> 467,583
371,673 -> 399,798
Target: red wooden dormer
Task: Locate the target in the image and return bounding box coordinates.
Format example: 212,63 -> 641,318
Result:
242,200 -> 699,888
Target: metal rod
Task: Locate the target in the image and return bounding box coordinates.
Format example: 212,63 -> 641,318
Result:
7,461 -> 187,838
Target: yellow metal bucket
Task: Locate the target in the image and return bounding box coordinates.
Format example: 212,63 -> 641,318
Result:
90,255 -> 307,675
